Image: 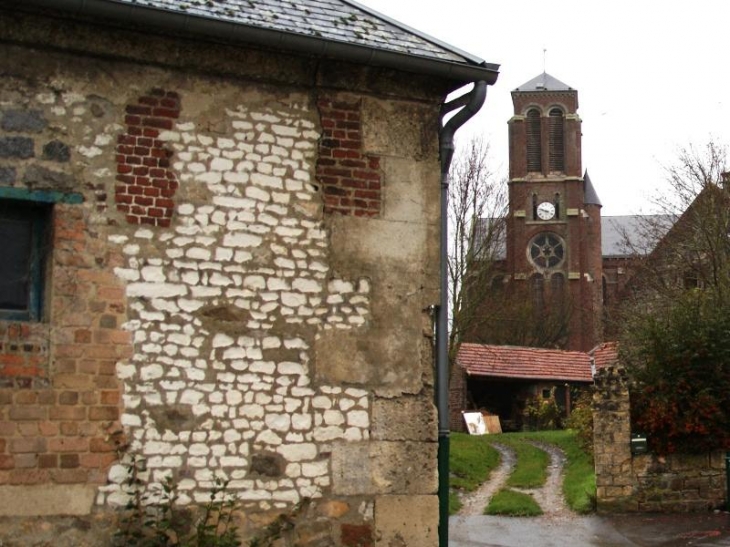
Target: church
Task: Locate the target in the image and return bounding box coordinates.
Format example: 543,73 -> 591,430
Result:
504,72 -> 604,353
451,73 -> 632,430
454,72 -> 724,431
469,72 -> 638,352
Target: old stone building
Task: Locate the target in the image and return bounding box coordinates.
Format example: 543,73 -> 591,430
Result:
0,1 -> 498,544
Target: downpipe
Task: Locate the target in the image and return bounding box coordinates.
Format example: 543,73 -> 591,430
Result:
436,80 -> 487,547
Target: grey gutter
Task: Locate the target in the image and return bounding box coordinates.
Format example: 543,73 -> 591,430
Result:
436,80 -> 489,547
18,0 -> 499,86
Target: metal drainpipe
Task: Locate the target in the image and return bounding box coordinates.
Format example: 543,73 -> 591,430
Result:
436,80 -> 487,547
726,451 -> 730,511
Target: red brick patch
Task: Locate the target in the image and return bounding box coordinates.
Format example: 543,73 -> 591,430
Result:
115,90 -> 180,227
317,98 -> 382,217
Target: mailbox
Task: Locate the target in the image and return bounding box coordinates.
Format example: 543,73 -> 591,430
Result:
631,433 -> 648,455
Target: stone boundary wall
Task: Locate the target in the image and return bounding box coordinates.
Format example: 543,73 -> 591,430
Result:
593,367 -> 726,512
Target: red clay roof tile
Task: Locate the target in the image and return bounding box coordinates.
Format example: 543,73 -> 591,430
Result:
456,343 -> 593,383
590,341 -> 619,370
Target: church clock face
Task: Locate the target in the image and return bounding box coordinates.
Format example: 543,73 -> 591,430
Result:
528,232 -> 565,269
536,201 -> 556,220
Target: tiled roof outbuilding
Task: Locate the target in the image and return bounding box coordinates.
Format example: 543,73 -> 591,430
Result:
457,343 -> 593,383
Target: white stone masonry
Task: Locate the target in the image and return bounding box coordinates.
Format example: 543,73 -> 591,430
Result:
102,101 -> 372,510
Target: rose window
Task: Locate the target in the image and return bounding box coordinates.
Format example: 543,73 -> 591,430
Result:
528,233 -> 565,269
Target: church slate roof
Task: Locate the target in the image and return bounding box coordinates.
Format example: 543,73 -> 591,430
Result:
601,215 -> 673,258
514,72 -> 573,92
583,170 -> 602,206
457,343 -> 593,383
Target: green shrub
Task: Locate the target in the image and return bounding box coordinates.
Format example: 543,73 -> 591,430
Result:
522,395 -> 562,431
623,290 -> 730,454
565,391 -> 593,455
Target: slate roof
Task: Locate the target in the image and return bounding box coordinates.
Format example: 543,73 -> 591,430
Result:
584,170 -> 602,206
120,0 -> 468,62
457,343 -> 593,383
29,0 -> 498,82
514,72 -> 573,92
472,217 -> 506,261
602,215 -> 673,257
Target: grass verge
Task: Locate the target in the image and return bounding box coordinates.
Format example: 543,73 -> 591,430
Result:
485,488 -> 542,516
494,436 -> 549,488
449,433 -> 501,514
519,430 -> 596,513
449,429 -> 595,516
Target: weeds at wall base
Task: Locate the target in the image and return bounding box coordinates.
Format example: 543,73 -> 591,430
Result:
112,450 -> 311,547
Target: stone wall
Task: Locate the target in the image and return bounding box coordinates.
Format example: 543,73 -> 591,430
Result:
593,367 -> 726,512
0,6 -> 449,545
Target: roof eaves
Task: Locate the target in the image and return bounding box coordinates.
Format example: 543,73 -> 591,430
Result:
22,0 -> 499,86
341,0 -> 488,67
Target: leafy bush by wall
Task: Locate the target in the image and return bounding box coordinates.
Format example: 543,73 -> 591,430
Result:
622,290 -> 730,454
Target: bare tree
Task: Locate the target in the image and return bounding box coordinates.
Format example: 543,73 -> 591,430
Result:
617,141 -> 730,303
447,137 -> 507,364
472,282 -> 572,349
448,137 -> 572,356
615,141 -> 730,454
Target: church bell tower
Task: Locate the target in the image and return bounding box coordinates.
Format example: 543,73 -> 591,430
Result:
506,73 -> 603,351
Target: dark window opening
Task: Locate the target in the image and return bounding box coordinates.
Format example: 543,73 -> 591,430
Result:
0,201 -> 51,321
526,109 -> 541,173
683,270 -> 701,289
554,193 -> 561,219
531,273 -> 544,310
491,275 -> 505,291
532,193 -> 538,220
548,108 -> 564,172
551,272 -> 565,297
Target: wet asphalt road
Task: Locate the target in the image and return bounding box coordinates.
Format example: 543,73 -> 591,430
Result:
450,513 -> 730,546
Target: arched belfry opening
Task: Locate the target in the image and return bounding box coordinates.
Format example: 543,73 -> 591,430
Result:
526,108 -> 541,173
548,107 -> 564,172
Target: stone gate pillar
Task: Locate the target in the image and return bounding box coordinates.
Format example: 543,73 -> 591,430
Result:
592,366 -> 637,511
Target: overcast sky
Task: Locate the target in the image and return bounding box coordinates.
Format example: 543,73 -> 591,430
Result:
358,0 -> 730,216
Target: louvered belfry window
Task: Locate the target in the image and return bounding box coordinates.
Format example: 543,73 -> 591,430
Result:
548,108 -> 564,172
526,109 -> 541,172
